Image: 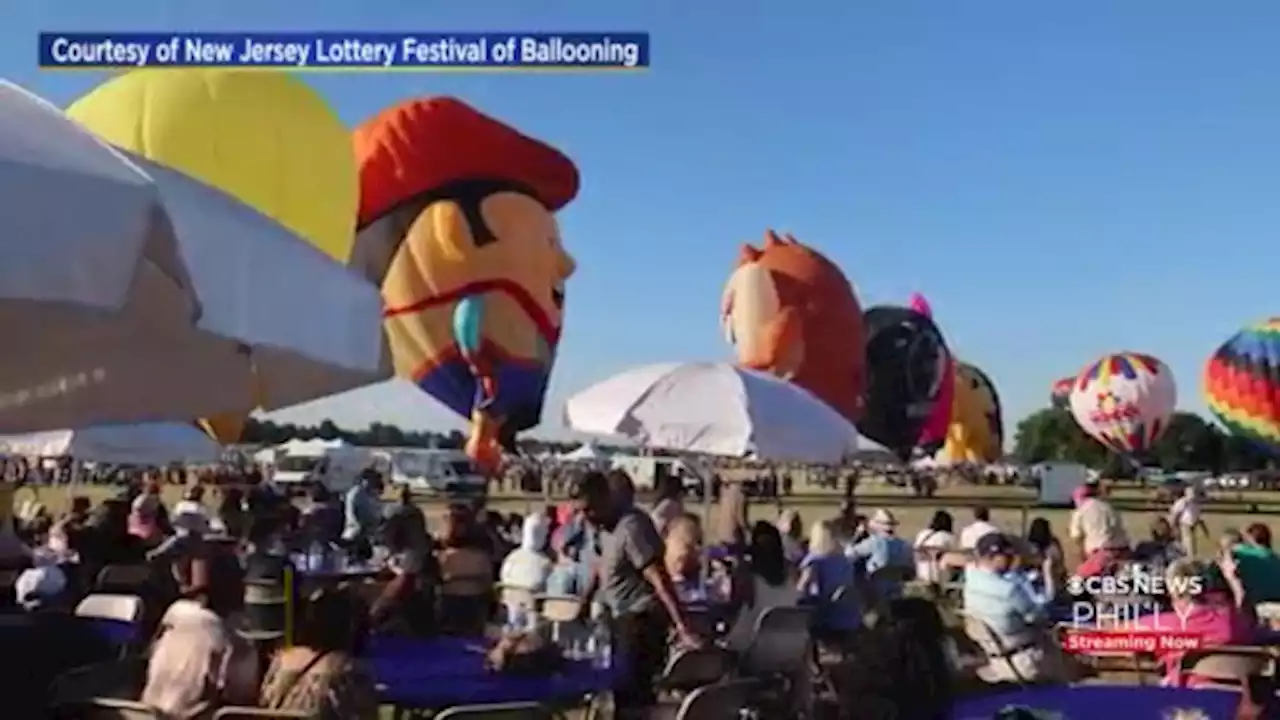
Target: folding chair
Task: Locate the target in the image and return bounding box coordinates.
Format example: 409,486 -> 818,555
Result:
539,595 -> 583,644
659,646 -> 735,695
94,565 -> 153,594
962,614 -> 1034,687
213,708 -> 313,719
673,678 -> 764,720
76,594 -> 144,624
60,697 -> 162,720
433,701 -> 555,719
49,655 -> 150,708
1174,645 -> 1276,690
738,606 -> 812,715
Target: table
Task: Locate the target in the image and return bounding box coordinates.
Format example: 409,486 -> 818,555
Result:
364,635 -> 621,710
952,685 -> 1244,719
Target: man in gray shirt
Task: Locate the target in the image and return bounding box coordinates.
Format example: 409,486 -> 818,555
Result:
576,470 -> 699,715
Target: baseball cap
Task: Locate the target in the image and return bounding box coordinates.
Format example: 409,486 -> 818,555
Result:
975,532 -> 1016,558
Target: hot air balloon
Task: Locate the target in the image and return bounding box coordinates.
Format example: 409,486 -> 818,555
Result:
1050,376 -> 1075,409
1204,318 -> 1280,453
352,97 -> 578,472
904,292 -> 953,454
937,362 -> 1003,464
720,231 -> 866,423
857,305 -> 950,459
66,70 -> 360,442
1069,352 -> 1176,455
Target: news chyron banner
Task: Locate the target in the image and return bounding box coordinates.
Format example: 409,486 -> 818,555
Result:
38,32 -> 649,71
1059,564 -> 1211,656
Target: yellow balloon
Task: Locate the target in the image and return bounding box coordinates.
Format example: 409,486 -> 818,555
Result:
938,362 -> 1003,464
68,70 -> 358,442
66,69 -> 357,262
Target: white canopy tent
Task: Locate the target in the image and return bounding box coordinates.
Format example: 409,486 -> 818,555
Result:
0,422 -> 221,465
560,442 -> 606,462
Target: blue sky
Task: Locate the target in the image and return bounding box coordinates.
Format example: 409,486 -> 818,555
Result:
9,2 -> 1280,441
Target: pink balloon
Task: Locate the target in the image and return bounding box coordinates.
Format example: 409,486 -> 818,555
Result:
907,292 -> 933,318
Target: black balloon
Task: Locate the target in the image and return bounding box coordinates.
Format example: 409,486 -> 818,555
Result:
857,305 -> 951,459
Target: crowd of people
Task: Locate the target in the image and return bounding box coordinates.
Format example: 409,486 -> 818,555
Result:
2,462 -> 1279,718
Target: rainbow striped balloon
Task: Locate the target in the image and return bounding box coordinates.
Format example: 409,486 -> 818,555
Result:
1069,352 -> 1176,454
1204,318 -> 1280,453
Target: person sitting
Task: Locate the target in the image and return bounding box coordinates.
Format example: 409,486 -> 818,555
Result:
663,513 -> 704,599
1128,556 -> 1256,685
546,507 -> 595,596
962,533 -> 1066,684
847,509 -> 915,601
1227,523 -> 1280,606
1068,482 -> 1130,577
913,510 -> 957,583
798,520 -> 861,636
958,506 -> 998,550
1133,517 -> 1185,569
141,551 -> 260,718
1024,517 -> 1067,598
370,510 -> 437,635
436,505 -> 494,635
258,588 -> 378,719
726,521 -> 800,650
498,513 -> 553,616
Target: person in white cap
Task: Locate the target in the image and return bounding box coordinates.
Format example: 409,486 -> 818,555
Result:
14,564 -> 68,611
1169,485 -> 1207,556
846,508 -> 915,600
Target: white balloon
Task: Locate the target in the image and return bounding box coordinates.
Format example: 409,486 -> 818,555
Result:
1069,352 -> 1176,454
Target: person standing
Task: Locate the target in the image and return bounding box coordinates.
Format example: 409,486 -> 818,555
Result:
1169,485 -> 1208,557
342,469 -> 384,559
574,471 -> 700,719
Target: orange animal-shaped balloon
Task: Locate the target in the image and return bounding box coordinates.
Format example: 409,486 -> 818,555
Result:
720,230 -> 866,423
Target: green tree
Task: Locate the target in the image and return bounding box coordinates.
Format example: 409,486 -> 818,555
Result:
1012,407 -> 1108,466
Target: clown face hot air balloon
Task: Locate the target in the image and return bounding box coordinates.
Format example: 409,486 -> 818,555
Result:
352,98 -> 578,472
66,70 -> 361,442
720,230 -> 866,423
857,305 -> 950,459
1069,352 -> 1176,454
1204,318 -> 1280,453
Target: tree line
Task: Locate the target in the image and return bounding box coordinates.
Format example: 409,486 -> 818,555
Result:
1011,407 -> 1275,474
240,418 -> 580,455
244,410 -> 1277,474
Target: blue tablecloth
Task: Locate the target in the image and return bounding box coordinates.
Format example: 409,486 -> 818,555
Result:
952,686 -> 1243,719
84,617 -> 137,646
364,635 -> 621,709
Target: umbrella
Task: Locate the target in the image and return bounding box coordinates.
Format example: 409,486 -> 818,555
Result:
563,362 -> 859,463
0,422 -> 221,465
0,81 -> 385,431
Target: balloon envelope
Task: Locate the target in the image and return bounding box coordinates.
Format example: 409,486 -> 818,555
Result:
907,293 -> 951,452
1069,352 -> 1176,454
938,362 -> 1003,464
67,70 -> 358,442
857,305 -> 950,458
1204,318 -> 1280,454
720,230 -> 866,423
1050,375 -> 1075,409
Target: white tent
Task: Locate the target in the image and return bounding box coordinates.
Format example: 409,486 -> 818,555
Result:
0,422 -> 221,465
560,442 -> 605,462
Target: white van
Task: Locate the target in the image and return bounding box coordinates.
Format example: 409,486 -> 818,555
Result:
266,439 -> 375,495
382,448 -> 486,494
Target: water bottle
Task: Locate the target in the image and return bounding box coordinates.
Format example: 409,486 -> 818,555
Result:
508,605 -> 528,635
307,540 -> 324,573
591,619 -> 613,670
